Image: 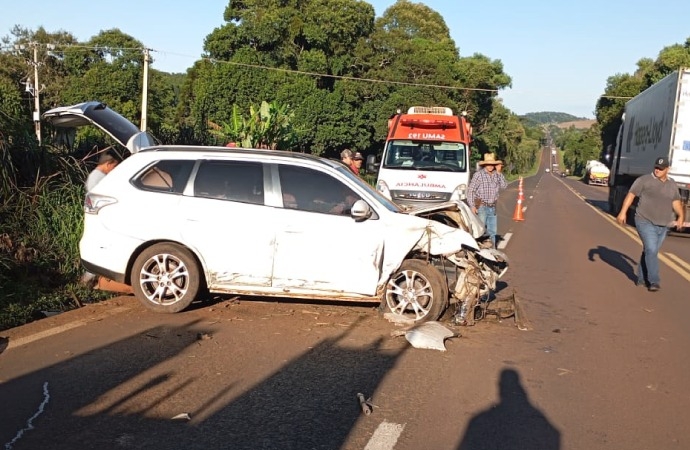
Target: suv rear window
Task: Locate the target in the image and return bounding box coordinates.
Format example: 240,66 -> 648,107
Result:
194,160 -> 264,205
135,160 -> 195,193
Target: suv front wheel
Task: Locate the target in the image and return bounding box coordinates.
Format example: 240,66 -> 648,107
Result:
383,259 -> 448,323
131,243 -> 201,313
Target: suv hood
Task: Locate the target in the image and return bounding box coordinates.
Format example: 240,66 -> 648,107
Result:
405,200 -> 486,239
42,101 -> 158,153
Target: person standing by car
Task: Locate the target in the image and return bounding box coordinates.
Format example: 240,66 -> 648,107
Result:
86,151 -> 119,191
340,149 -> 359,175
616,156 -> 685,291
352,152 -> 364,176
467,153 -> 507,248
81,150 -> 119,287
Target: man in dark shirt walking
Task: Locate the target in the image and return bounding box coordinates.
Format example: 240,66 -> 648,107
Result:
616,156 -> 685,291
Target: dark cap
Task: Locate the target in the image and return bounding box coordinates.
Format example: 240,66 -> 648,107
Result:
654,156 -> 670,169
353,152 -> 363,160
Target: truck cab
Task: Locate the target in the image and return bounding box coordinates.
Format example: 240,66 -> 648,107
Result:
369,106 -> 472,209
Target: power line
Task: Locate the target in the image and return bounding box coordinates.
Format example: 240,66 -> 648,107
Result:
202,58 -> 499,93
3,42 -> 500,93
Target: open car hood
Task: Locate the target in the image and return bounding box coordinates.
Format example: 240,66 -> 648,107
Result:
405,201 -> 486,240
42,101 -> 158,153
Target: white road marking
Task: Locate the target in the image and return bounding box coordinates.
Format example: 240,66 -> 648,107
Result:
498,232 -> 512,250
364,421 -> 405,450
6,306 -> 131,351
4,382 -> 50,450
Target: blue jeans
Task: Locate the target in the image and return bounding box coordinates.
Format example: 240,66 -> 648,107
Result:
477,205 -> 498,247
634,215 -> 668,285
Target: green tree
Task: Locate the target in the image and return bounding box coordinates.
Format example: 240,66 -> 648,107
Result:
596,37 -> 690,160
213,101 -> 300,149
475,101 -> 540,174
187,0 -> 512,158
560,125 -> 602,176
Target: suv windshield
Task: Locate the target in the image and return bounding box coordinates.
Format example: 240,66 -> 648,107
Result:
334,165 -> 401,213
382,140 -> 467,172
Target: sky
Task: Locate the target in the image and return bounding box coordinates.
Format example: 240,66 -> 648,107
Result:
2,0 -> 690,119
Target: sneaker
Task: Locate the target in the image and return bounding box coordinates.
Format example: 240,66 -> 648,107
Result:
648,283 -> 660,292
636,280 -> 646,287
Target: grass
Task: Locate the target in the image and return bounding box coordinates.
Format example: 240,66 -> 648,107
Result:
0,152 -> 116,331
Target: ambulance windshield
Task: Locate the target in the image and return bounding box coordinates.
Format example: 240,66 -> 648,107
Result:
382,140 -> 468,172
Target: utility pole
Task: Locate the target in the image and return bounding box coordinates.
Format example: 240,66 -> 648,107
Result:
141,48 -> 150,132
31,43 -> 42,145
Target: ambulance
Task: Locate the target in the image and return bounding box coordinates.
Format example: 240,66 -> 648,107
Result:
370,106 -> 473,209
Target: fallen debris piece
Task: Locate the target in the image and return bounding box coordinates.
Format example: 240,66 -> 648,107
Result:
357,393 -> 373,416
96,277 -> 133,294
512,292 -> 532,331
404,321 -> 458,351
171,413 -> 191,421
196,332 -> 212,341
383,313 -> 415,326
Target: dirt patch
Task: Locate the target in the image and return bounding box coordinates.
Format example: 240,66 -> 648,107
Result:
555,119 -> 596,129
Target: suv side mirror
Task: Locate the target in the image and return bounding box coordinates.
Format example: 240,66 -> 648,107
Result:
365,154 -> 378,174
351,200 -> 372,222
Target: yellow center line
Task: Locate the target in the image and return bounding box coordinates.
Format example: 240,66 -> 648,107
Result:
663,252 -> 690,279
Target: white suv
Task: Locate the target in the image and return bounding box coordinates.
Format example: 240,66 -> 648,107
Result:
44,102 -> 508,323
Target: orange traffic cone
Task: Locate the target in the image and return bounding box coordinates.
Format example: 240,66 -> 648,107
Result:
513,177 -> 525,221
512,197 -> 525,221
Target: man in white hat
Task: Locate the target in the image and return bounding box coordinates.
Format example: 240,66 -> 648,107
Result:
467,153 -> 507,247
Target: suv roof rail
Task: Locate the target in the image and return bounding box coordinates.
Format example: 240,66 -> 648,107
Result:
139,146 -> 338,165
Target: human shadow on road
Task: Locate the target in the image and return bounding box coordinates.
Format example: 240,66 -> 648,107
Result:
587,245 -> 638,282
0,315 -> 405,450
458,368 -> 560,450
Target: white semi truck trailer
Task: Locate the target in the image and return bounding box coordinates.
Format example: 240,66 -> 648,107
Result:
608,68 -> 690,225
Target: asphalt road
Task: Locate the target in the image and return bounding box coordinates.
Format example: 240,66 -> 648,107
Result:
2,148 -> 690,450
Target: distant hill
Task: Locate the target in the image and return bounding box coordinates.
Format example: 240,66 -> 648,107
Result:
521,112 -> 589,124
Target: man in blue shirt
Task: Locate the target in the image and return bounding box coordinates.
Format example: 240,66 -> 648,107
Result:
467,153 -> 507,247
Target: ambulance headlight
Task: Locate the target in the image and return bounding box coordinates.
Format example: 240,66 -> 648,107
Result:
450,184 -> 467,201
376,180 -> 392,200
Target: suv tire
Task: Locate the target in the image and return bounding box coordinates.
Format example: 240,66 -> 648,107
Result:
131,243 -> 201,313
383,259 -> 448,323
